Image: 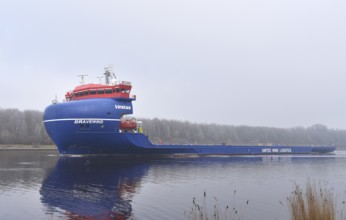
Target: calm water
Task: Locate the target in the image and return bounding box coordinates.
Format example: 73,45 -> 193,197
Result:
1,150 -> 346,220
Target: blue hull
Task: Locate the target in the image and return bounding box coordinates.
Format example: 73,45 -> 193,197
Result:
43,99 -> 336,155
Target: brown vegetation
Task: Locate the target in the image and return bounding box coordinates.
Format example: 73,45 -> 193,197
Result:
288,181 -> 335,220
185,190 -> 246,220
186,181 -> 337,220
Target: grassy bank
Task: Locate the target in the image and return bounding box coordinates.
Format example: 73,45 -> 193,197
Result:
0,144 -> 57,150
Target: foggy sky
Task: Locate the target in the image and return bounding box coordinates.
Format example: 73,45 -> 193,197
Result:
1,0 -> 346,129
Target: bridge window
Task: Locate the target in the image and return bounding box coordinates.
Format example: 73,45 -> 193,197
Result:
98,90 -> 105,94
105,89 -> 112,94
90,90 -> 97,95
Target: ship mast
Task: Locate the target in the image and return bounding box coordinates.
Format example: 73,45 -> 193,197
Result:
104,66 -> 116,85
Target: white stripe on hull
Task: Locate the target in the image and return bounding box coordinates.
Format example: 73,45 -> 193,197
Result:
43,118 -> 121,123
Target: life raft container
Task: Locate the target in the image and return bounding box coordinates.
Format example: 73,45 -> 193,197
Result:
120,119 -> 137,130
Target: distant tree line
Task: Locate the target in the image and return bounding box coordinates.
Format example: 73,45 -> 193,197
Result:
0,108 -> 51,145
1,108 -> 346,148
140,118 -> 346,148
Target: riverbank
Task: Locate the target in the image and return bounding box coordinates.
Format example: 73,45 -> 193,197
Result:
0,145 -> 57,150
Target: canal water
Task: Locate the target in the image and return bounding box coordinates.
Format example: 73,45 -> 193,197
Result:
1,150 -> 346,220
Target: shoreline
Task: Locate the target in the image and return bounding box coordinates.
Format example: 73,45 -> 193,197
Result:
0,145 -> 57,150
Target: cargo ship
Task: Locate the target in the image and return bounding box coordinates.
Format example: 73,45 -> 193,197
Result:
43,67 -> 336,155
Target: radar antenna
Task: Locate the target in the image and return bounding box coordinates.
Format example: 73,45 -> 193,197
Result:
77,74 -> 88,85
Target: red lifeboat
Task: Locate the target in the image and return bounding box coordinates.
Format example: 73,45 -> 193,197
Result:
120,119 -> 137,130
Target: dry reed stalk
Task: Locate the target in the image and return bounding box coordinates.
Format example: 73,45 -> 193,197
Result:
287,180 -> 335,220
185,191 -> 246,220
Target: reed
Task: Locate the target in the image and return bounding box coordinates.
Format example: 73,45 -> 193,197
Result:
287,180 -> 335,220
185,190 -> 247,220
186,181 -> 338,220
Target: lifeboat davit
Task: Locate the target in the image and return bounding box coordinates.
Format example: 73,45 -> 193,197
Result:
120,119 -> 137,130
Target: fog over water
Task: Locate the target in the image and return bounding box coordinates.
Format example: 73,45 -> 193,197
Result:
1,0 -> 346,128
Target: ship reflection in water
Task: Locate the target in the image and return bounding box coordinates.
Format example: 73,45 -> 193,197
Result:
39,156 -> 268,220
40,156 -> 150,220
